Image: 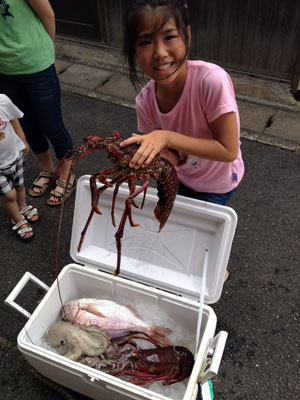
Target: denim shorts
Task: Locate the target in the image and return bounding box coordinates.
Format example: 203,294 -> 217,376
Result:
0,65 -> 73,160
178,181 -> 236,206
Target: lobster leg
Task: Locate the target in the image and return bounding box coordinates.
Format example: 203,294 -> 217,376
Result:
111,172 -> 134,227
90,166 -> 119,214
114,181 -> 149,276
140,174 -> 150,210
77,168 -> 128,252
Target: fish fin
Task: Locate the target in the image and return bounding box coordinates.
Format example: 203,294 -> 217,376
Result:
125,304 -> 141,319
150,326 -> 173,346
85,304 -> 108,318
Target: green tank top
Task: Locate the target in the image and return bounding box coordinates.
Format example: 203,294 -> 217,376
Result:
0,0 -> 55,74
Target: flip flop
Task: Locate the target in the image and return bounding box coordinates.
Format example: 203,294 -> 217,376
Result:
47,176 -> 77,206
28,171 -> 55,197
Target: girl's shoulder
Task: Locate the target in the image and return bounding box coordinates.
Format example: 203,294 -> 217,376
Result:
187,60 -> 234,95
187,60 -> 230,80
135,80 -> 156,106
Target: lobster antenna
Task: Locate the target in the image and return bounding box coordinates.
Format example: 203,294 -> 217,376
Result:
55,150 -> 82,313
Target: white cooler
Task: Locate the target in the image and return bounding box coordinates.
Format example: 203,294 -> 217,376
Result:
5,175 -> 237,400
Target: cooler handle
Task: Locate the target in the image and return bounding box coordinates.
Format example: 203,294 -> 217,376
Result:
198,330 -> 228,384
4,271 -> 49,319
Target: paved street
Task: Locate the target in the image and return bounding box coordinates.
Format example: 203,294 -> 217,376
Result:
0,91 -> 299,400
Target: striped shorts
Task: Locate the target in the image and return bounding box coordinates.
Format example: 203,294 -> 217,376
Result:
0,152 -> 25,195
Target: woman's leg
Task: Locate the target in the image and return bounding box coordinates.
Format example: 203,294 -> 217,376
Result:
22,65 -> 74,202
0,68 -> 74,201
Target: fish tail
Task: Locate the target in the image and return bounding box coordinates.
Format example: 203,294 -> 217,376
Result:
149,326 -> 173,346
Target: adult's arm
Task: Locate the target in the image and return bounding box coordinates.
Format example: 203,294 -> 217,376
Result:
27,0 -> 55,42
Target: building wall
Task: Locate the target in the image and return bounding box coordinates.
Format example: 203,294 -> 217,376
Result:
50,0 -> 300,91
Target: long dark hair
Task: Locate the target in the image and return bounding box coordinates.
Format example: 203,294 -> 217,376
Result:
123,0 -> 190,91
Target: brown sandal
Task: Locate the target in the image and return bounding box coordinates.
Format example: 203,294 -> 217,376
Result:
47,177 -> 77,206
28,171 -> 55,197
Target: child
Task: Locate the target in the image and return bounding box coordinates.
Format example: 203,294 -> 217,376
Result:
0,94 -> 39,241
121,0 -> 244,208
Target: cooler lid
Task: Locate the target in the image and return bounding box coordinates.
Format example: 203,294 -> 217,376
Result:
70,175 -> 237,304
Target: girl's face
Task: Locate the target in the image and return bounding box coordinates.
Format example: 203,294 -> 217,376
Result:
135,13 -> 190,88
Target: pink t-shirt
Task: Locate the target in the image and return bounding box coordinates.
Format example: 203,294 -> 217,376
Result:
136,60 -> 244,193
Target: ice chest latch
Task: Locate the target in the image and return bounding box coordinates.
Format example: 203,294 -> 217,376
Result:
70,175 -> 237,304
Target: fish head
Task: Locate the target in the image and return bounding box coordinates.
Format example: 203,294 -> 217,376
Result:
61,300 -> 80,322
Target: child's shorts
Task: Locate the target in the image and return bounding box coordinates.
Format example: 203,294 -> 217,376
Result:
0,152 -> 25,195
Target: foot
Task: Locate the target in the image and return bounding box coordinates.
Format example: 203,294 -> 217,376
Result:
12,217 -> 34,241
20,205 -> 39,223
32,176 -> 51,195
47,175 -> 76,205
28,171 -> 55,197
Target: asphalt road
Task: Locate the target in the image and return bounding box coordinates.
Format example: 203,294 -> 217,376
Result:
0,92 -> 299,400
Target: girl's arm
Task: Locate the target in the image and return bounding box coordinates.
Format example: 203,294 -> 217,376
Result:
11,119 -> 30,154
121,112 -> 239,168
27,0 -> 55,42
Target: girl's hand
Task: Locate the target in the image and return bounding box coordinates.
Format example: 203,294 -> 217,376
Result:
121,131 -> 168,168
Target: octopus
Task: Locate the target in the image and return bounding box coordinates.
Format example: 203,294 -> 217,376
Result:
45,321 -> 110,361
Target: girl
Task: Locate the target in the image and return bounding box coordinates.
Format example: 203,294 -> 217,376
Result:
121,0 -> 244,207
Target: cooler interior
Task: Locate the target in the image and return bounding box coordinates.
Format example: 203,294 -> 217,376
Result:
18,264 -> 217,400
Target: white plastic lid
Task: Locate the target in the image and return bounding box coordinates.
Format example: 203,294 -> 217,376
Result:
70,175 -> 237,304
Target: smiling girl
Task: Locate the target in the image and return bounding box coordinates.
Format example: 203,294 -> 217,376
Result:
121,0 -> 244,208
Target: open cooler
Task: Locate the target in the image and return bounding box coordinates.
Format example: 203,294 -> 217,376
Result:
5,175 -> 237,400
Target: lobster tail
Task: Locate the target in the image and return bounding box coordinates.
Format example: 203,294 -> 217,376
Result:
154,204 -> 168,232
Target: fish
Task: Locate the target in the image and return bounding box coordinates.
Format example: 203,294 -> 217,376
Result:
61,298 -> 172,346
45,321 -> 111,361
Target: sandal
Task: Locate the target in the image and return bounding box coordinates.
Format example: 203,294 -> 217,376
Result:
47,176 -> 77,206
20,205 -> 39,223
11,205 -> 39,224
28,171 -> 55,197
12,218 -> 34,241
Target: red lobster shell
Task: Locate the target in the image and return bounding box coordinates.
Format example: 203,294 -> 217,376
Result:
57,131 -> 178,275
79,341 -> 194,386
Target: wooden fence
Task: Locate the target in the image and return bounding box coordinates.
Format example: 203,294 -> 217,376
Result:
50,0 -> 300,90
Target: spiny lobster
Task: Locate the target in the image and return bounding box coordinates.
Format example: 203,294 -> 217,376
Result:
79,335 -> 194,386
57,131 -> 178,275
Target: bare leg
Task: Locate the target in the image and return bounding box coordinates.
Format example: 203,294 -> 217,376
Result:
2,188 -> 33,239
31,149 -> 56,195
15,185 -> 26,210
48,158 -> 75,203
